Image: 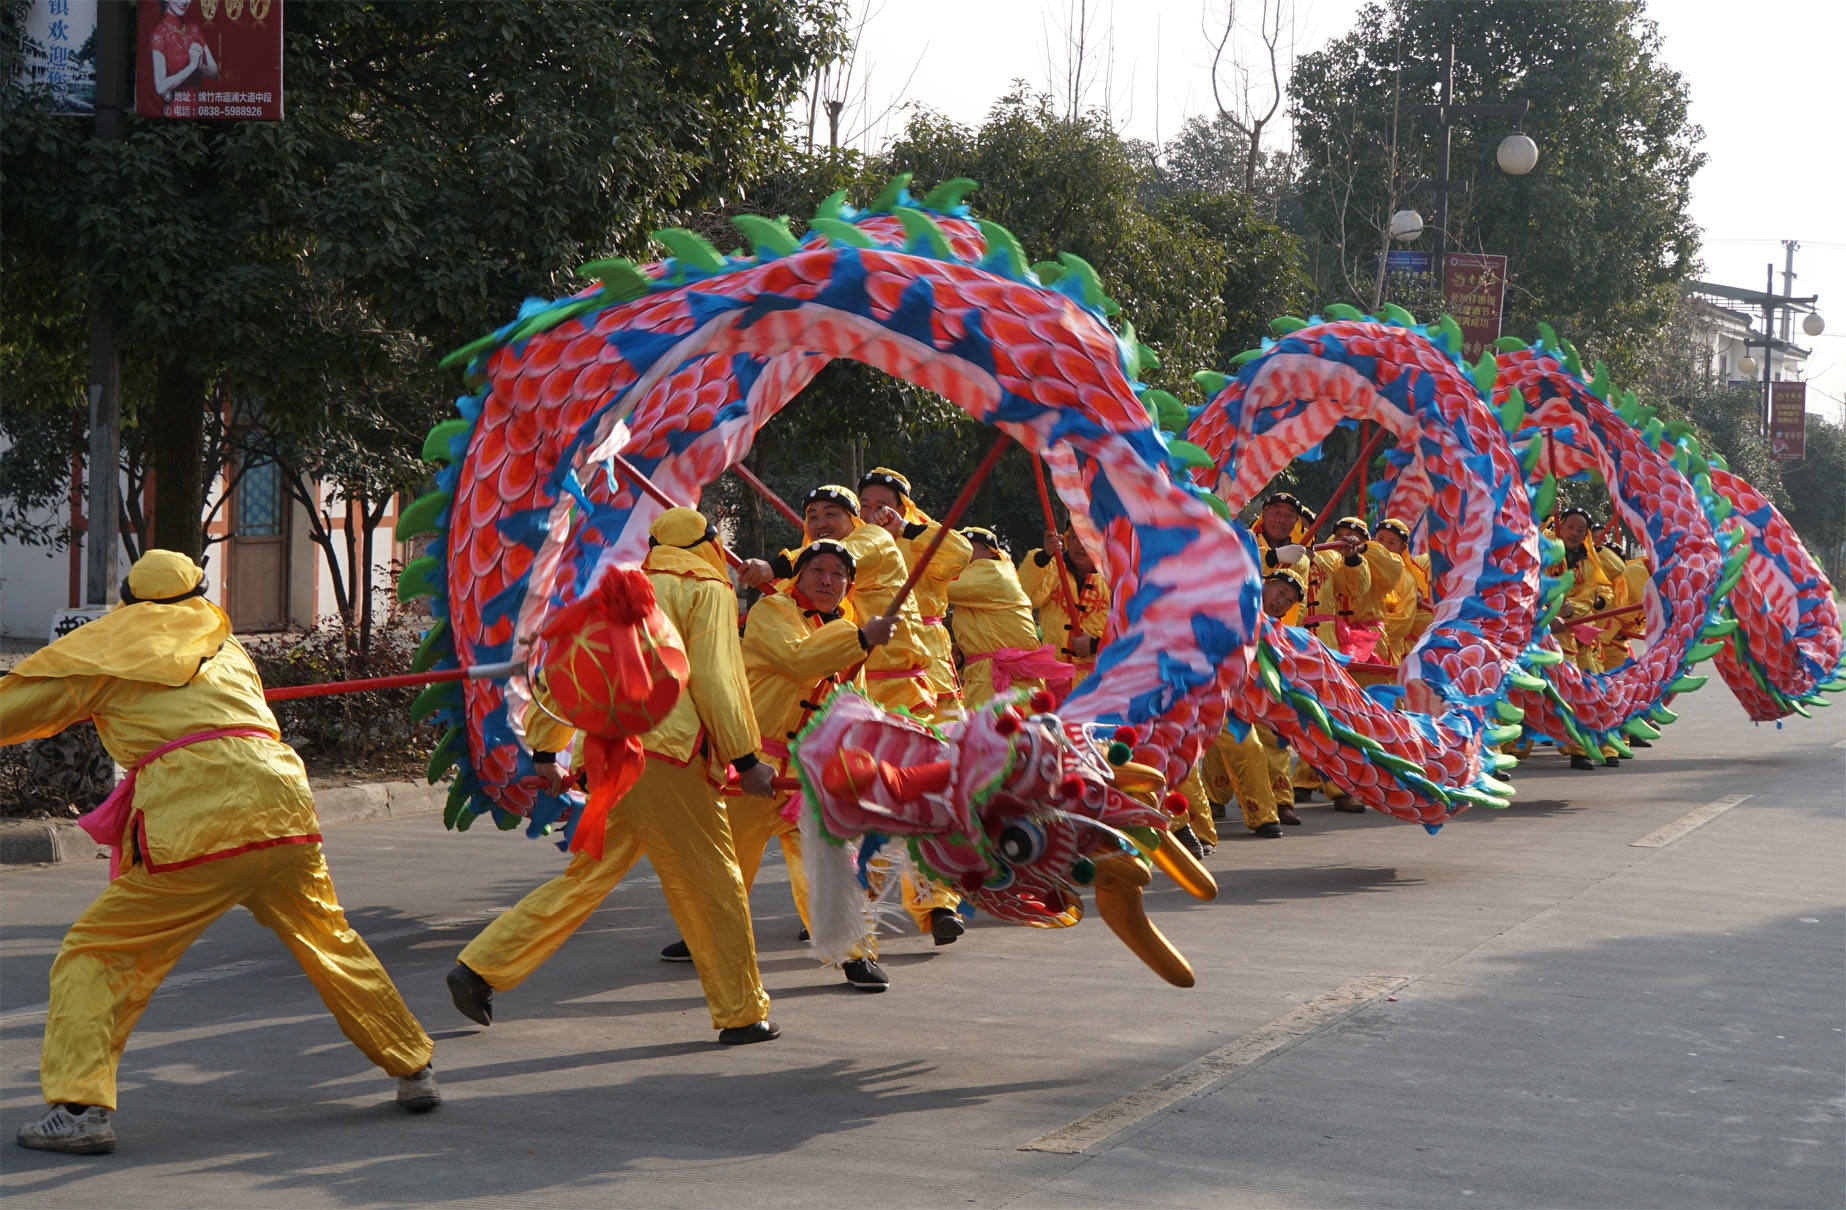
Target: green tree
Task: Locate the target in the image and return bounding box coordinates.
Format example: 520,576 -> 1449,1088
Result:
1289,0 -> 1704,382
702,94 -> 1309,561
2,0 -> 845,567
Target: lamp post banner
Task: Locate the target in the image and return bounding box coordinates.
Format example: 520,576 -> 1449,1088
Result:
1769,382 -> 1807,461
1441,253 -> 1508,362
17,0 -> 98,115
135,0 -> 283,122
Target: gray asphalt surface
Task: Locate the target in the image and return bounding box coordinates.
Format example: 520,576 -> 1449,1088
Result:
2,686 -> 1842,1209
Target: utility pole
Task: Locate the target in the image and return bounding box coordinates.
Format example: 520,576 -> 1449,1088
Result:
1780,240 -> 1800,342
1413,43 -> 1529,274
85,0 -> 130,607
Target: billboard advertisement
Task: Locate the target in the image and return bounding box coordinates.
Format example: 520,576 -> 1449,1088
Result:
1441,253 -> 1508,363
1769,381 -> 1806,461
135,0 -> 282,121
16,0 -> 98,115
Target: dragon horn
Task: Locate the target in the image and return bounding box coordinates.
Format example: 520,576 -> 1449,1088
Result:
1089,852 -> 1196,987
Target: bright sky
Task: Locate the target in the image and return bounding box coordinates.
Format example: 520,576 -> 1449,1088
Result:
840,0 -> 1845,425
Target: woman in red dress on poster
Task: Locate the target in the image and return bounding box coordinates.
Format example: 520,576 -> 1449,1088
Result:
149,0 -> 218,117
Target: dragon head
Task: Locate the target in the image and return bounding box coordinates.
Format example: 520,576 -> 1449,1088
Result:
792,689 -> 1217,986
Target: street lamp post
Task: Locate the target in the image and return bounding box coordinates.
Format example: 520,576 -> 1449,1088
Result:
1412,42 -> 1531,276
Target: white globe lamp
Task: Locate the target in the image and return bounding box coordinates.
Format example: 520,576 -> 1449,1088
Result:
1389,209 -> 1425,242
1497,133 -> 1539,176
1803,312 -> 1826,337
1737,354 -> 1758,378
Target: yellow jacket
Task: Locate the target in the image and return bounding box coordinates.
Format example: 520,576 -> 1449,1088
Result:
1310,543 -> 1398,652
741,590 -> 868,768
1374,549 -> 1426,664
1019,548 -> 1109,678
1,634 -> 318,871
947,555 -> 1040,658
527,547 -> 759,781
839,523 -> 934,713
1250,528 -> 1312,625
900,518 -> 973,701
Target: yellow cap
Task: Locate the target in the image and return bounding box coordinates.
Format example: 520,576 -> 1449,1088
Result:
125,550 -> 206,602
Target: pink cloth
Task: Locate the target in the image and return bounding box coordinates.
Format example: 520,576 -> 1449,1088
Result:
965,644 -> 1076,694
78,726 -> 275,880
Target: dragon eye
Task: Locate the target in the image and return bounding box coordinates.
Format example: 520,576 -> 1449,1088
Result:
997,819 -> 1047,865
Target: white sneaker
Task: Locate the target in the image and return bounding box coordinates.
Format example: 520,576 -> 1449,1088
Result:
17,1104 -> 115,1154
396,1065 -> 440,1112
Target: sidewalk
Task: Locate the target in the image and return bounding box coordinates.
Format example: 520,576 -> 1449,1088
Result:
0,779 -> 448,866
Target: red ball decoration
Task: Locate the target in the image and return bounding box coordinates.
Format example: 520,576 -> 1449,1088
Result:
1162,791 -> 1190,817
1112,725 -> 1139,744
995,709 -> 1023,736
1029,689 -> 1057,713
960,872 -> 986,894
1057,773 -> 1087,800
541,568 -> 688,738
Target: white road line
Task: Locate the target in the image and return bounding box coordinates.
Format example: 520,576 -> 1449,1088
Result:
1018,973 -> 1410,1155
1630,794 -> 1753,848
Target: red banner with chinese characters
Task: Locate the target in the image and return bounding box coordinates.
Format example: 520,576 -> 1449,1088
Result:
1441,253 -> 1508,363
1769,381 -> 1807,461
135,0 -> 282,121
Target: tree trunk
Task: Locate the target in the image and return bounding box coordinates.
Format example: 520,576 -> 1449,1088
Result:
148,358 -> 208,560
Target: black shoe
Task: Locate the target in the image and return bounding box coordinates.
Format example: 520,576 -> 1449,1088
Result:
1251,821 -> 1285,838
797,927 -> 810,943
842,958 -> 889,991
1603,756 -> 1621,768
1293,787 -> 1316,804
446,963 -> 493,1027
660,939 -> 692,962
1209,802 -> 1226,820
1276,802 -> 1303,826
718,1020 -> 780,1045
1171,825 -> 1205,860
1630,738 -> 1653,748
928,907 -> 965,946
1331,795 -> 1365,813
1570,754 -> 1597,771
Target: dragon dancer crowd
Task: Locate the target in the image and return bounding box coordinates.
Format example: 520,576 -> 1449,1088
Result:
0,466 -> 1647,1154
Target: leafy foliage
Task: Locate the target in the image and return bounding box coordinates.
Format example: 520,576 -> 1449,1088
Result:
1289,0 -> 1705,383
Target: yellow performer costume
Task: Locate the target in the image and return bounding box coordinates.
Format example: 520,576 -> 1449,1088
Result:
947,528 -> 1062,709
739,541 -> 885,973
774,485 -> 936,717
1248,492 -> 1313,626
859,468 -> 973,718
1295,518 -> 1398,808
3,552 -> 434,1153
1595,546 -> 1645,670
452,509 -> 774,1040
1201,725 -> 1284,835
1376,518 -> 1435,649
1546,508 -> 1618,766
1019,540 -> 1110,691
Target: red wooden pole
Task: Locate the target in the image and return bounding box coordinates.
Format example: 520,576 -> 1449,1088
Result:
1300,425 -> 1389,543
263,660 -> 523,702
731,462 -> 805,529
608,453 -> 746,571
883,432 -> 1012,620
1030,452 -> 1080,625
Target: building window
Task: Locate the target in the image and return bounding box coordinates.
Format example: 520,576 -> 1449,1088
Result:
238,459 -> 284,537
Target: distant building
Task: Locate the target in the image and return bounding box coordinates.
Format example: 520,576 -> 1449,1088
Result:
1682,280 -> 1814,387
1,440 -> 408,645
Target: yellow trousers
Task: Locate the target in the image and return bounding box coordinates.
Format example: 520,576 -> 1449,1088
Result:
1176,762 -> 1219,846
729,774 -> 877,961
41,842 -> 431,1110
1203,727 -> 1279,830
459,758 -> 769,1031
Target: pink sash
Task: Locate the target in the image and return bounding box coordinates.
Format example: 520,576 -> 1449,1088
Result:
78,727 -> 274,879
966,644 -> 1076,693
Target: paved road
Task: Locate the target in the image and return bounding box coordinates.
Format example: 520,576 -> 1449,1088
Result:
3,688 -> 1842,1209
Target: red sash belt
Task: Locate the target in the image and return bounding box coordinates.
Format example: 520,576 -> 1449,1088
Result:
78,727 -> 276,880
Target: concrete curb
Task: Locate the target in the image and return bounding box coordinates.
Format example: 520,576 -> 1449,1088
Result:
0,779 -> 447,867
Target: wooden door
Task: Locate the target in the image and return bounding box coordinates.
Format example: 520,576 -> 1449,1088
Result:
229,459 -> 288,631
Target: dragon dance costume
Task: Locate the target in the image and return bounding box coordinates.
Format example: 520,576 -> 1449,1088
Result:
455,509 -> 772,1035
0,551 -> 433,1128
